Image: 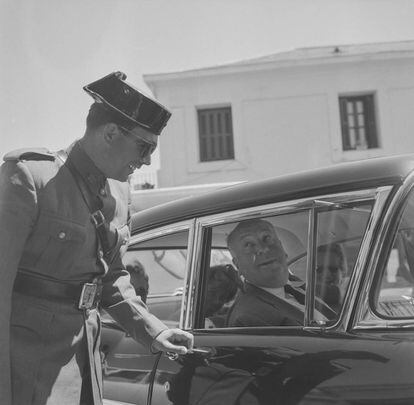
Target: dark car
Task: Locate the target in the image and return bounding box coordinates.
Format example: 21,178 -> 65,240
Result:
102,154 -> 414,405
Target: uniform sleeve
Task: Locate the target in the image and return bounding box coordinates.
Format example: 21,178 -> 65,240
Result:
100,238 -> 168,351
99,182 -> 167,350
0,161 -> 37,404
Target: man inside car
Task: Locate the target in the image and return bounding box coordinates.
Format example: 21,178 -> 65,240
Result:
226,218 -> 337,327
226,218 -> 307,327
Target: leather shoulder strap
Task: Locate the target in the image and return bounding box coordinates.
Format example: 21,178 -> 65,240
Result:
56,151 -> 111,266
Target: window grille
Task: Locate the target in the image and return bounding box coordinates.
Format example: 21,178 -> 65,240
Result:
339,94 -> 379,151
198,107 -> 235,161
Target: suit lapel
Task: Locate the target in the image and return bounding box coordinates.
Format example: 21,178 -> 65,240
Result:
246,283 -> 304,325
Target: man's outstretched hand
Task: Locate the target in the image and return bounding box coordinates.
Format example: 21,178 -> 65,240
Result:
151,329 -> 194,354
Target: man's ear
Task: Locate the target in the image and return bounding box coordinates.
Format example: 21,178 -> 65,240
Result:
102,123 -> 119,144
232,257 -> 238,269
233,257 -> 248,280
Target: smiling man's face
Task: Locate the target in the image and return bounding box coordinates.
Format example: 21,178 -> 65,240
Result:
228,219 -> 289,288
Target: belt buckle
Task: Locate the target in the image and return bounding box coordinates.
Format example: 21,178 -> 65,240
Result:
91,210 -> 105,228
78,283 -> 98,310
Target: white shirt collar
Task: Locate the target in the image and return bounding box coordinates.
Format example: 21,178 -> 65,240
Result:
247,280 -> 291,298
260,285 -> 285,298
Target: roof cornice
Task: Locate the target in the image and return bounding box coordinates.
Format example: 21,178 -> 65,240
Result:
144,40 -> 414,84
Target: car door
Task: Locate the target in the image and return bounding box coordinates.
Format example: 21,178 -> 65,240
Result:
348,181 -> 414,404
150,187 -> 392,404
101,221 -> 193,405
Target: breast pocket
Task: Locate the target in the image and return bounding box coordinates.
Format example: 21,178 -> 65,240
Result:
23,211 -> 87,277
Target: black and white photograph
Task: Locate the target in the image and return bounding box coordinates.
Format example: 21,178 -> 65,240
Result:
2,1 -> 414,404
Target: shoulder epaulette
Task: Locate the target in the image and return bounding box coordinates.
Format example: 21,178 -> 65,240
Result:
3,148 -> 55,162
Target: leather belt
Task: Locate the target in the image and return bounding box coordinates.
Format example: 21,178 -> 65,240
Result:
13,272 -> 102,310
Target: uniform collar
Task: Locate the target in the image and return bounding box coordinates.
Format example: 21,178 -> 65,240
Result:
66,140 -> 107,195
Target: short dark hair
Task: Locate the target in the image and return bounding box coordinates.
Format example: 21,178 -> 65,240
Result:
125,259 -> 149,303
205,264 -> 241,317
208,264 -> 241,298
86,102 -> 120,130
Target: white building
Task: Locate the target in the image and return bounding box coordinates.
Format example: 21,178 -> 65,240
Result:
144,41 -> 414,188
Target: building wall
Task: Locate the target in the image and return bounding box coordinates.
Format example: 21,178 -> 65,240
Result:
152,57 -> 414,187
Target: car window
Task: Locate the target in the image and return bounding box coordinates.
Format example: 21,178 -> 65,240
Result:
197,197 -> 375,329
375,189 -> 414,318
123,230 -> 189,327
313,202 -> 373,324
200,210 -> 310,329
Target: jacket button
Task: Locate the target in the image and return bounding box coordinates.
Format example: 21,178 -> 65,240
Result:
98,250 -> 104,258
99,188 -> 106,197
58,231 -> 66,240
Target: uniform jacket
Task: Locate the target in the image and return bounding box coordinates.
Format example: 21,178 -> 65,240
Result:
0,142 -> 167,404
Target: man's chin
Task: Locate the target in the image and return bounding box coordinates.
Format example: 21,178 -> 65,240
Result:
260,275 -> 289,288
266,282 -> 286,288
109,172 -> 131,182
271,274 -> 289,288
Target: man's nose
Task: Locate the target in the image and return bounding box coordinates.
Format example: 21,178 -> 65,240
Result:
256,243 -> 270,254
141,153 -> 151,166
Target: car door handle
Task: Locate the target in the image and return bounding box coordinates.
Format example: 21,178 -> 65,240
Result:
166,347 -> 213,361
166,352 -> 180,361
187,348 -> 212,355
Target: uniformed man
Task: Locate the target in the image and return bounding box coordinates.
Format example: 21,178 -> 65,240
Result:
0,71 -> 193,405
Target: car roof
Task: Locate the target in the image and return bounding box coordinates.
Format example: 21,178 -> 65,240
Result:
131,153 -> 414,234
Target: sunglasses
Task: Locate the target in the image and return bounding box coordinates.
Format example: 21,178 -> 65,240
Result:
118,126 -> 157,157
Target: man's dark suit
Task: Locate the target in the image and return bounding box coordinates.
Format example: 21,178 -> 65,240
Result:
227,282 -> 304,327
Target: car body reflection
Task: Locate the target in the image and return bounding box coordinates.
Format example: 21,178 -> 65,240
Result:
102,155 -> 414,405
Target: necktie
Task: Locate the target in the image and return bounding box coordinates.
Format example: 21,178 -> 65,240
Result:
284,284 -> 305,305
285,284 -> 337,319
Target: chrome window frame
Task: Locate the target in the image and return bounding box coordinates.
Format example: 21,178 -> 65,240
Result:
305,208 -> 316,326
128,219 -> 196,329
354,173 -> 414,330
184,187 -> 390,331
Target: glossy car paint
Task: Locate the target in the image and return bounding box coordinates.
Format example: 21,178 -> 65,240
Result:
130,154 -> 414,233
102,154 -> 414,405
170,328 -> 414,404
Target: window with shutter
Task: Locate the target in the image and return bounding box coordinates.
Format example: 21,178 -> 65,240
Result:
197,107 -> 235,162
338,94 -> 379,151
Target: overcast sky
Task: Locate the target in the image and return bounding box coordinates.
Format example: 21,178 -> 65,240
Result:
2,0 -> 414,170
